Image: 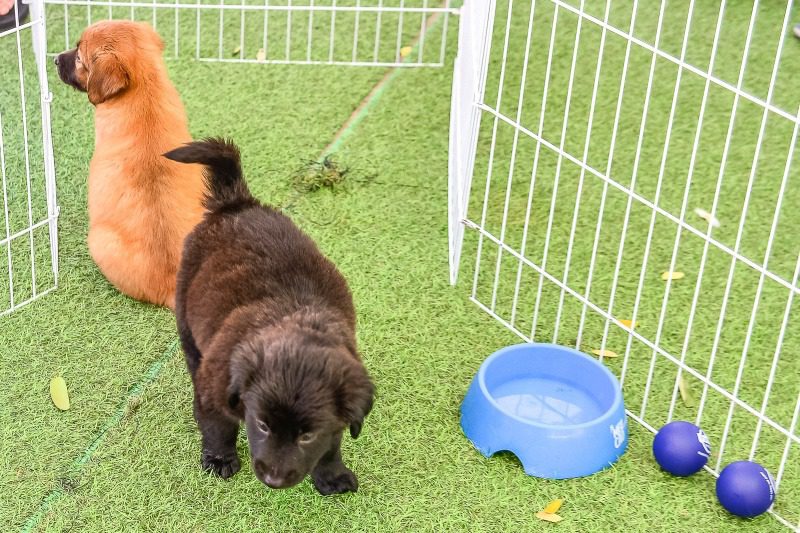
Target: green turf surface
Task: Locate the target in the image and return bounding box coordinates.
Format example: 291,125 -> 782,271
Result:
0,0 -> 798,531
465,3 -> 799,529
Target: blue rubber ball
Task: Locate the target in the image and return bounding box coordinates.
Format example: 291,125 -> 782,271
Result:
652,421 -> 711,476
716,461 -> 776,518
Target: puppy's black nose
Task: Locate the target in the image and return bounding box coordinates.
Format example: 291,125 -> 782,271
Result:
255,461 -> 297,488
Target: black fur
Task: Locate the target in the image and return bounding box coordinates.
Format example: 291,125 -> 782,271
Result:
163,138 -> 253,212
169,139 -> 374,495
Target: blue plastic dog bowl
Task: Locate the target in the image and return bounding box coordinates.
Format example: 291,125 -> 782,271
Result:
460,343 -> 628,479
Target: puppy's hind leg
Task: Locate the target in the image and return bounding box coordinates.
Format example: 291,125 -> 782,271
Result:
194,398 -> 241,479
177,319 -> 202,378
311,433 -> 358,495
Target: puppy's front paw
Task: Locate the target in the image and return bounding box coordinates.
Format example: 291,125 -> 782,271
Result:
312,465 -> 358,495
201,452 -> 241,479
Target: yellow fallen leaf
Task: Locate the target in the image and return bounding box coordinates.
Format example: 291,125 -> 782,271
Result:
591,349 -> 619,358
535,512 -> 564,523
661,271 -> 685,281
232,45 -> 241,56
678,375 -> 695,408
619,319 -> 639,329
256,48 -> 266,61
50,376 -> 70,411
543,499 -> 563,514
694,207 -> 720,228
399,46 -> 413,58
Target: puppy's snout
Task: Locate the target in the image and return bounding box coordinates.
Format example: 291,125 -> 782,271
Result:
54,51 -> 70,68
255,460 -> 297,489
55,49 -> 85,92
263,474 -> 289,489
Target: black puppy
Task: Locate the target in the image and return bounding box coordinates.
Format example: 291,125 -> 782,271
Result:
165,139 -> 374,495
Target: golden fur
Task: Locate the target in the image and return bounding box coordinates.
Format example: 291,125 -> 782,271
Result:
56,20 -> 205,310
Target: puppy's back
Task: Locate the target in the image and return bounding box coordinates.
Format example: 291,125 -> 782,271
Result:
166,139 -> 355,351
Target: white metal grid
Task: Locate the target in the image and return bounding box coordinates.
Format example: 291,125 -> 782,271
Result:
449,0 -> 799,528
0,0 -> 60,316
43,0 -> 455,66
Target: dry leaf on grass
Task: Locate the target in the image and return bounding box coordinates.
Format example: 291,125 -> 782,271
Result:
535,512 -> 564,523
256,48 -> 266,61
591,349 -> 619,358
619,319 -> 639,329
232,45 -> 241,56
661,271 -> 685,281
50,376 -> 70,411
694,207 -> 720,228
543,499 -> 563,514
678,375 -> 695,408
399,46 -> 413,58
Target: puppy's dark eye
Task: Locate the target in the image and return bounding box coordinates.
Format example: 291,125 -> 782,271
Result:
297,432 -> 315,444
255,420 -> 270,434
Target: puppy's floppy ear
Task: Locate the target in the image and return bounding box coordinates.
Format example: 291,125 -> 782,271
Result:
228,349 -> 258,410
87,52 -> 129,105
338,362 -> 375,439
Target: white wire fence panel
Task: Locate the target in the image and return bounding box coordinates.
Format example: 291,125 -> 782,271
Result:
450,0 -> 799,528
43,0 -> 455,66
448,0 -> 494,284
0,0 -> 60,317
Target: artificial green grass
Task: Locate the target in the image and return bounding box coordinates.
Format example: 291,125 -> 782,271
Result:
465,2 -> 799,528
0,0 -> 797,531
0,50 -> 385,529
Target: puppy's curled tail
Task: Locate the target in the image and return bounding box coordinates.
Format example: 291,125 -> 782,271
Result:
164,138 -> 252,211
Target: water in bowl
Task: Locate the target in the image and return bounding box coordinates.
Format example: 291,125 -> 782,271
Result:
492,377 -> 604,426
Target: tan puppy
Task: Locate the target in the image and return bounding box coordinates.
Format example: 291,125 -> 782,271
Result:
55,21 -> 205,310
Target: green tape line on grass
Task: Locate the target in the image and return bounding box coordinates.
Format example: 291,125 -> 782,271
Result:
20,338 -> 180,533
318,67 -> 404,161
279,10 -> 446,215
318,9 -> 446,160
